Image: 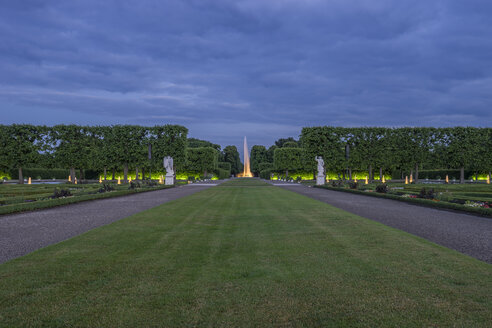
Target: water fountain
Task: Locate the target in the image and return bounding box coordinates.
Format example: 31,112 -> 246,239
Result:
237,136 -> 253,177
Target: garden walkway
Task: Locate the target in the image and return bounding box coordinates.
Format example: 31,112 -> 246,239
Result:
0,182 -> 219,264
275,182 -> 492,264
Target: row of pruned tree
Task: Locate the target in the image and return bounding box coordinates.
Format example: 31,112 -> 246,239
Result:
0,125 -> 244,184
250,127 -> 492,183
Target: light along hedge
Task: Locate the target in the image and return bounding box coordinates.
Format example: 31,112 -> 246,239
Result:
300,127 -> 492,183
0,124 -> 189,184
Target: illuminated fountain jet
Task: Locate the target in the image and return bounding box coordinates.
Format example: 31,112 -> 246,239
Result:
237,136 -> 253,177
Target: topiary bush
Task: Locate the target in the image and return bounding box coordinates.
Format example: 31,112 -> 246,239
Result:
418,187 -> 436,199
51,188 -> 72,198
128,181 -> 143,190
260,169 -> 273,180
349,181 -> 359,189
98,183 -> 115,193
331,180 -> 344,188
215,167 -> 230,179
375,184 -> 388,193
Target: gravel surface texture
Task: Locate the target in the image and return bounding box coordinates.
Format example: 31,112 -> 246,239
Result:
0,183 -> 218,264
275,182 -> 492,264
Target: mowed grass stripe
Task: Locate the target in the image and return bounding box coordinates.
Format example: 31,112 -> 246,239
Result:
0,179 -> 490,327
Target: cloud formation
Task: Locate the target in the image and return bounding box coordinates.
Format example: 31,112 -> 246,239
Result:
1,0 -> 491,151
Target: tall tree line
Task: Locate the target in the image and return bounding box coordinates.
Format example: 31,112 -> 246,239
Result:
250,127 -> 491,183
0,124 -> 188,184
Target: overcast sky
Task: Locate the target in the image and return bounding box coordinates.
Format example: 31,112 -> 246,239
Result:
2,0 -> 491,156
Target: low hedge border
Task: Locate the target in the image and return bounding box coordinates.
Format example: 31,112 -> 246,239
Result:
315,185 -> 492,218
0,185 -> 174,216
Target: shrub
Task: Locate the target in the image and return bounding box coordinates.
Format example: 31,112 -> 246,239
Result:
375,184 -> 388,193
188,176 -> 195,181
51,188 -> 72,199
142,180 -> 158,187
260,169 -> 273,180
331,180 -> 344,188
418,188 -> 436,199
215,167 -> 230,180
98,183 -> 115,193
128,181 -> 143,190
349,181 -> 359,189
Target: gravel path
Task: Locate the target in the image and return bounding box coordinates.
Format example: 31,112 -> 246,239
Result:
0,183 -> 217,264
275,183 -> 492,264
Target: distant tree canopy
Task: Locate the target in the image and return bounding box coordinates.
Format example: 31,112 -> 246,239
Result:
187,138 -> 221,151
250,145 -> 267,175
222,145 -> 242,175
275,137 -> 299,148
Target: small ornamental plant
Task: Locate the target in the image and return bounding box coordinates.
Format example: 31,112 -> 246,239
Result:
401,194 -> 417,198
465,201 -> 491,208
51,188 -> 72,199
418,188 -> 436,199
375,184 -> 388,193
349,181 -> 359,189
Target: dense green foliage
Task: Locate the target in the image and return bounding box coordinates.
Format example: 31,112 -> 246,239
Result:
274,148 -> 304,177
9,168 -> 70,180
0,125 -> 45,184
1,179 -> 490,326
222,145 -> 242,175
217,162 -> 231,171
185,147 -> 218,177
187,138 -> 221,151
214,167 -> 230,180
274,137 -> 299,148
0,124 -> 190,182
250,145 -> 267,175
301,127 -> 492,182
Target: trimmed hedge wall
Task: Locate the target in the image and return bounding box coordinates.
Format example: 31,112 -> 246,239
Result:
9,168 -> 70,180
258,162 -> 274,172
218,162 -> 231,171
260,169 -> 273,180
215,168 -> 231,180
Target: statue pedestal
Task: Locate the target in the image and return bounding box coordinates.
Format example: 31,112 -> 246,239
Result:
165,173 -> 174,185
316,175 -> 325,186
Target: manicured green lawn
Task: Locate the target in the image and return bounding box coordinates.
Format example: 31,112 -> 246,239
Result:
0,179 -> 490,326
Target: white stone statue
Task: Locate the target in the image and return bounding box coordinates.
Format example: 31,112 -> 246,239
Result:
163,156 -> 174,175
315,156 -> 325,176
315,156 -> 325,186
164,156 -> 174,185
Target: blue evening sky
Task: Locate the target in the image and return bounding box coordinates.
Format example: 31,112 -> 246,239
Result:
1,0 -> 491,156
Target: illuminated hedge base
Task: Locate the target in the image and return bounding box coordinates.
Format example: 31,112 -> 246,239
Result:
99,171 -> 219,181
270,171 -> 392,181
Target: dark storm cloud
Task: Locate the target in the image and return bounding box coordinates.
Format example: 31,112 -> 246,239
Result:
1,0 -> 492,151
